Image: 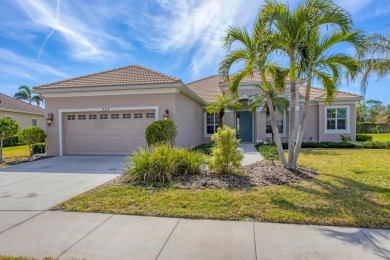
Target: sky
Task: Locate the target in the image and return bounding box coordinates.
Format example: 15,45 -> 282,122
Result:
0,0 -> 389,104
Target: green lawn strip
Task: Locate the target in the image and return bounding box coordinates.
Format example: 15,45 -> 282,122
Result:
55,149 -> 390,228
368,133 -> 390,142
2,145 -> 30,159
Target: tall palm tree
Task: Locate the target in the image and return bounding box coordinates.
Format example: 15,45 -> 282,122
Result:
205,94 -> 242,128
248,86 -> 289,143
259,0 -> 354,169
219,19 -> 289,166
13,85 -> 43,106
359,33 -> 390,94
293,29 -> 363,167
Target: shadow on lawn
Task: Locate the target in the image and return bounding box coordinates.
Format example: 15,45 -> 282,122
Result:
270,174 -> 390,228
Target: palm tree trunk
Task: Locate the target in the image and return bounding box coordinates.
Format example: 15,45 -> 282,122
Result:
0,137 -> 3,162
219,110 -> 225,128
287,57 -> 297,169
293,75 -> 312,167
265,91 -> 288,166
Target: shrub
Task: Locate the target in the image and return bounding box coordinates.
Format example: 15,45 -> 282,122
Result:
193,142 -> 215,155
126,144 -> 205,183
340,134 -> 352,142
32,142 -> 46,154
18,127 -> 46,156
209,126 -> 243,174
356,122 -> 390,133
257,145 -> 279,160
356,134 -> 373,142
3,134 -> 22,147
145,120 -> 177,146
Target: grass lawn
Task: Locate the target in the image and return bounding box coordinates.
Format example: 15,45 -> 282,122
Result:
1,145 -> 30,159
55,149 -> 390,228
368,133 -> 390,142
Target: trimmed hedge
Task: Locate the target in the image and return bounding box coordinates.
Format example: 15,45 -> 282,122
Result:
145,120 -> 177,146
255,141 -> 390,150
357,123 -> 390,133
3,135 -> 23,147
32,143 -> 46,154
356,134 -> 373,142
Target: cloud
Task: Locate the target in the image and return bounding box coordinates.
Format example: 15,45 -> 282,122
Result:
130,0 -> 262,79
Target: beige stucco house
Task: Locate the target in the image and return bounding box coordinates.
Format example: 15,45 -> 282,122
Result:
33,65 -> 362,156
0,93 -> 45,129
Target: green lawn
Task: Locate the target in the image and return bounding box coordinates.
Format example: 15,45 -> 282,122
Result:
368,133 -> 390,142
55,149 -> 390,228
1,145 -> 30,159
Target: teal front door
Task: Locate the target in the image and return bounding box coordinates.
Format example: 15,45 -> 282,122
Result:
237,111 -> 252,142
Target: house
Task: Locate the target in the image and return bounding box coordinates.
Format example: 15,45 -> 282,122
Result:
33,65 -> 362,156
0,93 -> 45,129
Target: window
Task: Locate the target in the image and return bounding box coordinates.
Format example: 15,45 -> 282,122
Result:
205,113 -> 219,135
32,118 -> 37,126
134,113 -> 143,118
89,114 -> 97,120
111,114 -> 120,119
67,115 -> 75,120
100,114 -> 108,119
326,107 -> 347,131
146,112 -> 155,118
122,113 -> 131,119
78,115 -> 86,120
266,111 -> 285,135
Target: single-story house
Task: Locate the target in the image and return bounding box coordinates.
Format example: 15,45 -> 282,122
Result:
0,93 -> 45,129
33,65 -> 362,156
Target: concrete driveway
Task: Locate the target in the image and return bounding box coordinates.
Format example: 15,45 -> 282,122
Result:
0,156 -> 125,211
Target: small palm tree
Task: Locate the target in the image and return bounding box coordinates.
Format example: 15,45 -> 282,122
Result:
359,33 -> 390,94
13,85 -> 43,106
206,94 -> 242,128
249,86 -> 289,143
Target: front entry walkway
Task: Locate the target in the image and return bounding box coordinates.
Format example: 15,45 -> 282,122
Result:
238,143 -> 263,166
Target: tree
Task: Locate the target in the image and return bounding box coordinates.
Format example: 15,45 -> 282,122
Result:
13,85 -> 43,106
359,33 -> 390,94
293,28 -> 363,167
219,18 -> 289,166
205,94 -> 242,128
18,127 -> 46,157
248,86 -> 289,143
260,0 -> 355,168
0,118 -> 19,162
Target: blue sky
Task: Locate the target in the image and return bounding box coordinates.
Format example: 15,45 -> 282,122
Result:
0,0 -> 389,104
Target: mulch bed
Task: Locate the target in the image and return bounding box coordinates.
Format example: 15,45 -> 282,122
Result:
0,156 -> 50,168
108,161 -> 319,189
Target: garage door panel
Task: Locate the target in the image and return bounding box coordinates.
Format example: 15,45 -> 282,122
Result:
64,111 -> 155,155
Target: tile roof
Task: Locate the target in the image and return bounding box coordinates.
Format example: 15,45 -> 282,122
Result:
0,93 -> 44,115
34,65 -> 182,90
187,76 -> 362,102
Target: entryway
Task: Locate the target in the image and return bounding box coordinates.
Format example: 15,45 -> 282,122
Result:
236,111 -> 253,142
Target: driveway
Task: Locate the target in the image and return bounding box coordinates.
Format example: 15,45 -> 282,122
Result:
0,156 -> 125,211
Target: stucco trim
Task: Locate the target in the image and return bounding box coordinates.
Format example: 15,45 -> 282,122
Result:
323,105 -> 351,134
58,106 -> 159,156
0,108 -> 44,116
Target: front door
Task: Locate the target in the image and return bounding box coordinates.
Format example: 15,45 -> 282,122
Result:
237,111 -> 252,142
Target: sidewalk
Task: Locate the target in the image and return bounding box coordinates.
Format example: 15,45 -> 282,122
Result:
0,211 -> 388,259
239,143 -> 263,166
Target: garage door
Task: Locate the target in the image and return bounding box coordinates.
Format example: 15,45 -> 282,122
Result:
63,110 -> 155,155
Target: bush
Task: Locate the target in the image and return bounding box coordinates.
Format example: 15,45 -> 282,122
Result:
340,134 -> 352,142
145,120 -> 177,146
255,141 -> 390,149
3,135 -> 23,147
209,126 -> 243,174
357,123 -> 390,133
32,142 -> 46,154
126,144 -> 205,183
193,142 -> 215,155
356,134 -> 373,142
18,127 -> 46,156
258,145 -> 279,160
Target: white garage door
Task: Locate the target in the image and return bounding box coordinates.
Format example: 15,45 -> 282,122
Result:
63,110 -> 155,155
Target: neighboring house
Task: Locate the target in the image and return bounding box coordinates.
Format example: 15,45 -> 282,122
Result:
33,65 -> 362,157
0,93 -> 45,129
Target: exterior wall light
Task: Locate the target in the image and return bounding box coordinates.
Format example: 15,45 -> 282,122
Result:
46,113 -> 54,127
163,109 -> 170,120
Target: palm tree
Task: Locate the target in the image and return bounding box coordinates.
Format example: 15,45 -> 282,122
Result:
359,33 -> 390,94
13,85 -> 43,106
259,0 -> 354,169
293,29 -> 363,167
219,19 -> 289,166
205,94 -> 242,128
248,86 -> 289,143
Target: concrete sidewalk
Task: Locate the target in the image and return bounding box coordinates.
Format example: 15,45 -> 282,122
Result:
0,211 -> 388,259
239,143 -> 263,166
